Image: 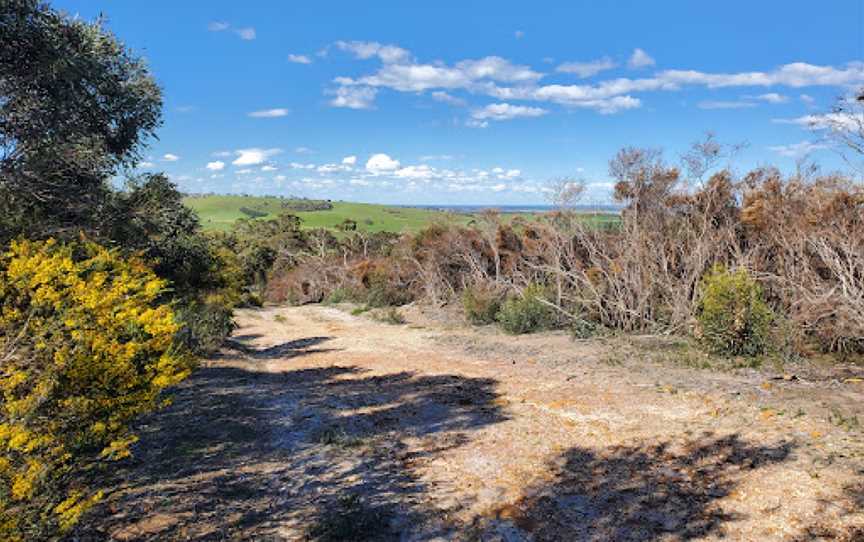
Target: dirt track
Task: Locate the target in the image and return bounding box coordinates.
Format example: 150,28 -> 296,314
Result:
81,304 -> 864,541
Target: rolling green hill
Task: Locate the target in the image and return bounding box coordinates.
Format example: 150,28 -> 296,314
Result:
184,195 -> 620,234
183,195 -> 473,233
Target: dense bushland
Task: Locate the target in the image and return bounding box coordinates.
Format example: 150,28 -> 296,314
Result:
264,137 -> 864,357
0,2 -> 242,537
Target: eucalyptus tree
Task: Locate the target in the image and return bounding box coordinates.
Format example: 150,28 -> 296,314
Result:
0,0 -> 162,241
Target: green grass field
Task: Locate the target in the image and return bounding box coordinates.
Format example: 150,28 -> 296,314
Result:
183,195 -> 620,233
183,195 -> 474,233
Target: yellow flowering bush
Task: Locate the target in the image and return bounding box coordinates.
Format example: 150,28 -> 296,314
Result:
0,239 -> 192,540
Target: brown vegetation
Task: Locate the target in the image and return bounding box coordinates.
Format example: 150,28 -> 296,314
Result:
266,136 -> 864,359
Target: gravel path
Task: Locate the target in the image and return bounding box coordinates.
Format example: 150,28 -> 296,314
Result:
79,304 -> 864,541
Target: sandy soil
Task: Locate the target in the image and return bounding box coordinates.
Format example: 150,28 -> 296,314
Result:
78,304 -> 864,541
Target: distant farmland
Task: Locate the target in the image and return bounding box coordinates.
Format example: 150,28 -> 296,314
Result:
183,195 -> 620,233
183,195 -> 474,232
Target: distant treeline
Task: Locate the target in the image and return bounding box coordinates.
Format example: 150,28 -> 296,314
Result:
187,193 -> 335,214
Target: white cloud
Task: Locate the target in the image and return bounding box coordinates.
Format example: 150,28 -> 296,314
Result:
342,155 -> 357,165
209,22 -> 255,41
628,48 -> 656,68
261,165 -> 277,172
755,92 -> 789,104
317,163 -> 351,173
235,27 -> 256,40
471,103 -> 548,121
658,62 -> 864,88
458,57 -> 544,83
288,54 -> 312,64
335,41 -> 411,64
206,160 -> 225,171
774,112 -> 864,132
556,57 -> 617,78
212,150 -> 232,157
328,86 -> 377,109
394,165 -> 435,179
768,140 -> 829,157
137,161 -> 154,168
697,100 -> 757,110
329,43 -> 864,119
294,147 -> 315,154
366,153 -> 401,173
236,169 -> 253,175
485,62 -> 864,113
800,93 -> 815,104
290,162 -> 316,169
275,175 -> 287,181
431,91 -> 467,107
338,56 -> 542,94
491,183 -> 508,192
232,148 -> 283,166
162,153 -> 180,162
248,108 -> 290,118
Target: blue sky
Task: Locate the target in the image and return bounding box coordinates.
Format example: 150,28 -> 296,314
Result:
55,0 -> 864,204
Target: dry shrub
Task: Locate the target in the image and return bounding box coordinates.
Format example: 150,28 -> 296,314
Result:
741,170 -> 864,353
262,141 -> 864,358
462,283 -> 505,325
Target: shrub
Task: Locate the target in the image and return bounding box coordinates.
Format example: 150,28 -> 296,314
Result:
324,287 -> 359,305
374,307 -> 405,325
496,284 -> 558,334
0,239 -> 192,540
569,317 -> 600,340
696,265 -> 774,356
239,206 -> 268,219
173,297 -> 236,354
364,272 -> 411,308
462,284 -> 503,325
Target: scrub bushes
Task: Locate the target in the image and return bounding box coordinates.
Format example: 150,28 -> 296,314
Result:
696,266 -> 774,356
496,284 -> 558,335
462,284 -> 504,325
0,239 -> 192,540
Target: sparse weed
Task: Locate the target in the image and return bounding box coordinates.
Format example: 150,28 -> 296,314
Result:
315,426 -> 367,448
828,408 -> 861,432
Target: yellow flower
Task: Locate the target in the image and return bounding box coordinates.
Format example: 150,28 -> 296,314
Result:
0,239 -> 192,536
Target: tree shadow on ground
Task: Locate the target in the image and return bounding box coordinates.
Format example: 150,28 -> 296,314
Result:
787,481 -> 864,542
221,335 -> 338,360
471,433 -> 796,541
74,337 -> 508,541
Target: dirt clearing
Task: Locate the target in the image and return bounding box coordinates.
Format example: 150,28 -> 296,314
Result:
79,304 -> 864,541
